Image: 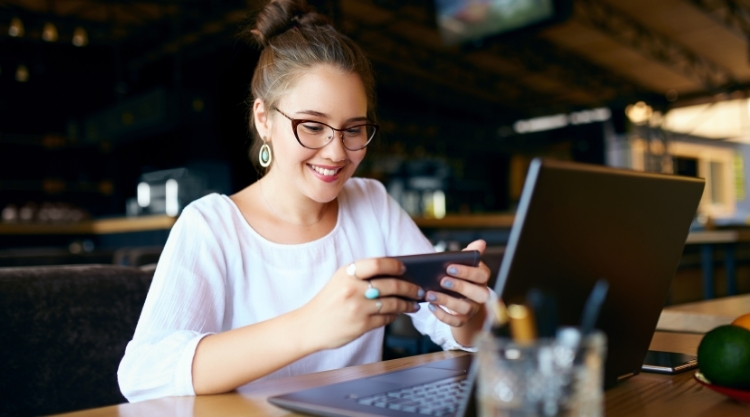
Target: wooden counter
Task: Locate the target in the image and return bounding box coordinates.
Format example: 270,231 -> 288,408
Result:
3,212 -> 747,238
686,229 -> 750,244
413,214 -> 515,229
0,214 -> 518,235
0,215 -> 177,235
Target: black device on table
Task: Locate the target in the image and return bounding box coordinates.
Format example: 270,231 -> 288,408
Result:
268,158 -> 705,417
641,350 -> 698,374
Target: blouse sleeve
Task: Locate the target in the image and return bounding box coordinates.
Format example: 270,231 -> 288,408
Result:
368,180 -> 471,351
118,205 -> 228,402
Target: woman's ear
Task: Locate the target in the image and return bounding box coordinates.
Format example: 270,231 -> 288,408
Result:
253,98 -> 271,140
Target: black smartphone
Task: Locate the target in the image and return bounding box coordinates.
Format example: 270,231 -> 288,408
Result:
641,350 -> 698,374
384,250 -> 481,299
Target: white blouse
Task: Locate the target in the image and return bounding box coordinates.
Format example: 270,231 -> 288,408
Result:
118,177 -> 467,402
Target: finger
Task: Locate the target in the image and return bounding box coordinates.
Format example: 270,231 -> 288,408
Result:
368,278 -> 425,301
445,261 -> 491,285
368,313 -> 399,328
440,276 -> 491,304
370,296 -> 421,315
463,239 -> 486,254
427,303 -> 470,327
345,257 -> 405,281
425,290 -> 480,316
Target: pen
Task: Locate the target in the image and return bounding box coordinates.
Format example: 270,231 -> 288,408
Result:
580,279 -> 609,336
567,279 -> 610,366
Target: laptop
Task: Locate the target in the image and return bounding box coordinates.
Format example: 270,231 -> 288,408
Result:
268,158 -> 705,417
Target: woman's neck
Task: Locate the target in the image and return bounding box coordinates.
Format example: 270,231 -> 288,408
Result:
258,175 -> 329,227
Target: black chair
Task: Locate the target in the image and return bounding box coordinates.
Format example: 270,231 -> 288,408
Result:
113,246 -> 163,267
0,247 -> 115,267
0,264 -> 153,417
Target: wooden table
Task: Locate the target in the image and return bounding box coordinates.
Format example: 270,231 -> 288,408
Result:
54,299 -> 750,417
657,294 -> 750,333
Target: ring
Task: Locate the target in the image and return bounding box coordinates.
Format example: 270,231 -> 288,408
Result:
364,281 -> 380,299
346,263 -> 358,278
375,299 -> 383,313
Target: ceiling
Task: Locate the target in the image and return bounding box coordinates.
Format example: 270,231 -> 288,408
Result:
2,0 -> 750,122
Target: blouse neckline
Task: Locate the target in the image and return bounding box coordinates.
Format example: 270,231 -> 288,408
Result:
220,190 -> 345,249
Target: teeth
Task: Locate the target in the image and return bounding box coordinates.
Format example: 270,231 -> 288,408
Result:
312,165 -> 340,176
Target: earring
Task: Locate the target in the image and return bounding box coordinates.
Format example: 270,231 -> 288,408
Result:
259,138 -> 272,168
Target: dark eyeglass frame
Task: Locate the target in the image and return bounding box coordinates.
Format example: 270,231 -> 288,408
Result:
273,107 -> 378,151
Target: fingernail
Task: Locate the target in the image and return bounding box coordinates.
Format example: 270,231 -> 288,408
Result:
428,304 -> 437,312
400,263 -> 407,274
447,266 -> 458,275
413,303 -> 421,311
442,279 -> 454,289
426,293 -> 437,302
417,288 -> 425,298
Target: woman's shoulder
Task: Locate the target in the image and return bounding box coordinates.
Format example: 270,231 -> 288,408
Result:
169,193 -> 249,249
178,193 -> 237,226
343,177 -> 388,200
340,178 -> 394,227
183,193 -> 231,213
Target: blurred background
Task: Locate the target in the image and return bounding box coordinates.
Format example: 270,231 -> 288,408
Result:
2,0 -> 750,302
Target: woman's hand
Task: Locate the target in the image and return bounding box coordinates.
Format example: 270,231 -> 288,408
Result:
425,240 -> 491,333
300,258 -> 425,351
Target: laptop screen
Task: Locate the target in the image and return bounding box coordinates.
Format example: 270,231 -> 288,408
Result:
494,158 -> 704,387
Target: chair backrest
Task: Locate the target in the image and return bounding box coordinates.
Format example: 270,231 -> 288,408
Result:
0,247 -> 115,267
113,246 -> 163,267
0,264 -> 153,417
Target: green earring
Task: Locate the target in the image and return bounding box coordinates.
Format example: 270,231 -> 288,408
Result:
259,140 -> 272,168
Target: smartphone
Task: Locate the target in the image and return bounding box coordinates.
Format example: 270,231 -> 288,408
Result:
383,250 -> 481,299
641,350 -> 698,374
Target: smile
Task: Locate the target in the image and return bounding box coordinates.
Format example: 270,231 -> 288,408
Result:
309,165 -> 342,176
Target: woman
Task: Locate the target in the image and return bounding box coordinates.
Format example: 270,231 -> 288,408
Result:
118,0 -> 491,402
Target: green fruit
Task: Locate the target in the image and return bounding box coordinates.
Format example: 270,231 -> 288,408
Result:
698,325 -> 750,390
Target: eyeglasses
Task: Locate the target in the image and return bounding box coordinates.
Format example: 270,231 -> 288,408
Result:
273,107 -> 378,151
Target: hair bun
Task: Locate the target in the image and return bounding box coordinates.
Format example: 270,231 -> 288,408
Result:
247,0 -> 331,47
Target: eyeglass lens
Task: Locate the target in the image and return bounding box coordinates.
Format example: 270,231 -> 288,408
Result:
296,121 -> 376,150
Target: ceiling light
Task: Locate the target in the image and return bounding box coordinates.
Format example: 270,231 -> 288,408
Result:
42,22 -> 58,42
15,64 -> 29,82
625,101 -> 653,125
9,17 -> 24,37
72,26 -> 88,47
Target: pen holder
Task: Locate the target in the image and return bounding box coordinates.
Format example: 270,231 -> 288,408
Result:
475,330 -> 607,417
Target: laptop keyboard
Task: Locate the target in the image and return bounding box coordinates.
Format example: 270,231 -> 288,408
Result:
354,378 -> 470,416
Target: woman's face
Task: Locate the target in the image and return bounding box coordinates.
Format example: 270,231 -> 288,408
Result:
256,64 -> 369,204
